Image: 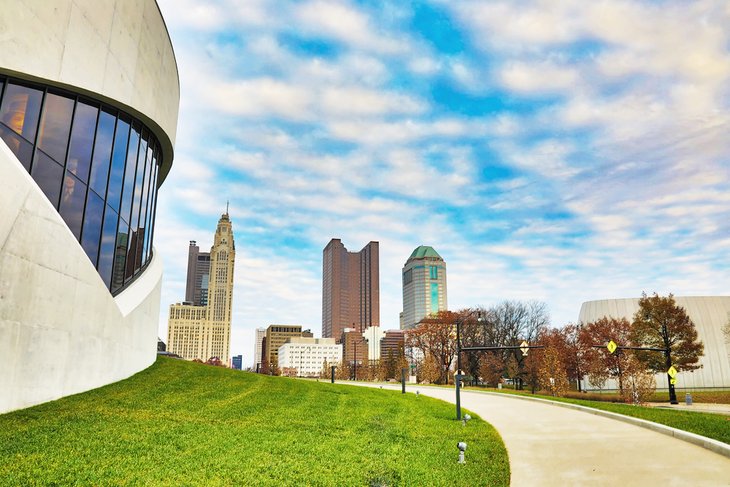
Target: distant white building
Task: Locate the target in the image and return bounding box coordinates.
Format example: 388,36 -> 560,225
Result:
579,296 -> 730,389
253,327 -> 266,369
278,337 -> 342,377
362,326 -> 386,361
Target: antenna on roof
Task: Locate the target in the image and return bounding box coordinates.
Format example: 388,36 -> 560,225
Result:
226,200 -> 229,215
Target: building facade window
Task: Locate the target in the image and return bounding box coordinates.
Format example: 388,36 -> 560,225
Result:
0,76 -> 162,295
429,265 -> 438,279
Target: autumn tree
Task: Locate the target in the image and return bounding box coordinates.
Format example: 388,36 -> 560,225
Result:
538,347 -> 569,397
492,301 -> 549,389
631,293 -> 704,375
619,355 -> 656,405
579,317 -> 634,392
478,353 -> 505,387
406,310 -> 460,384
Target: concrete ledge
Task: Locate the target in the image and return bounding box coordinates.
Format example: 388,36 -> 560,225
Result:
472,390 -> 730,459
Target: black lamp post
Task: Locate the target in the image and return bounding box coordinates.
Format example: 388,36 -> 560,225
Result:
662,322 -> 679,404
456,311 -> 483,420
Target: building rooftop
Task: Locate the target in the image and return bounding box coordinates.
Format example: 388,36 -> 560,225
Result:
408,245 -> 442,260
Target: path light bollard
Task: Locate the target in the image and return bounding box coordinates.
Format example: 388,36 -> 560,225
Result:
416,390 -> 419,397
462,414 -> 471,427
457,442 -> 467,464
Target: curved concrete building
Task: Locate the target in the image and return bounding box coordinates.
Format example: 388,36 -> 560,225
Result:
0,0 -> 179,413
579,297 -> 730,389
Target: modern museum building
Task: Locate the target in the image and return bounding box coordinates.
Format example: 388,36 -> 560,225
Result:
0,0 -> 179,413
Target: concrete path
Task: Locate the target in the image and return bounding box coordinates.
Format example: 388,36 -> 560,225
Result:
347,383 -> 730,486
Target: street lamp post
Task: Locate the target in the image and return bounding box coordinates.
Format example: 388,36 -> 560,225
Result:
455,311 -> 483,421
662,322 -> 678,404
456,314 -> 463,420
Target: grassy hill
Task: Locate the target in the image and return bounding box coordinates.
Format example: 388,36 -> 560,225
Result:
0,357 -> 509,486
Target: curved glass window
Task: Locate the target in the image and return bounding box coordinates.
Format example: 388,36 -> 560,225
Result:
0,76 -> 163,295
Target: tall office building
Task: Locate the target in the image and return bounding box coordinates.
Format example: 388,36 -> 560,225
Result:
400,246 -> 448,330
264,325 -> 304,368
0,0 -> 179,413
185,241 -> 210,306
322,239 -> 379,339
253,327 -> 266,369
168,211 -> 236,364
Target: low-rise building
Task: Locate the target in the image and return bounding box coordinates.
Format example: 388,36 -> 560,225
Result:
278,338 -> 342,377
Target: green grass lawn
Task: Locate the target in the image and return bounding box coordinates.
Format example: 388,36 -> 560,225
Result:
0,358 -> 509,486
482,389 -> 730,445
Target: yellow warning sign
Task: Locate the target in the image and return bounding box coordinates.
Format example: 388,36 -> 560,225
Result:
670,378 -> 677,385
606,340 -> 618,354
520,340 -> 529,356
667,366 -> 678,378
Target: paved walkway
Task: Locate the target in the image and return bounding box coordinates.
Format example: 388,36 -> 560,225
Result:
647,401 -> 730,415
346,383 -> 730,486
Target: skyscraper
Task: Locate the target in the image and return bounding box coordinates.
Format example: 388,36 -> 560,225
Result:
400,246 -> 447,330
168,211 -> 236,364
185,241 -> 210,306
253,327 -> 266,369
322,239 -> 379,339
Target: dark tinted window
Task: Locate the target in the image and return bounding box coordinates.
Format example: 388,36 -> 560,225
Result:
0,77 -> 163,294
37,93 -> 74,163
120,123 -> 140,223
67,102 -> 98,183
98,207 -> 119,289
0,125 -> 33,170
81,191 -> 104,265
0,83 -> 42,142
107,116 -> 130,212
31,152 -> 64,206
89,109 -> 116,196
59,172 -> 87,239
112,222 -> 129,292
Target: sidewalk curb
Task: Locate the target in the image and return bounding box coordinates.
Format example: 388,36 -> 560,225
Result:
472,390 -> 730,459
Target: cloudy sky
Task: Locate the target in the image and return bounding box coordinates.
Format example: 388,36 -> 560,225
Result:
155,0 -> 730,367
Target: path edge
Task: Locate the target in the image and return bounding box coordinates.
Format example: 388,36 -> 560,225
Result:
472,390 -> 730,459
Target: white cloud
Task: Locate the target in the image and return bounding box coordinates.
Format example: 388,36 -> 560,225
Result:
294,0 -> 408,54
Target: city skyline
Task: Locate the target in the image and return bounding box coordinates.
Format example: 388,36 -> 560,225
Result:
155,0 -> 730,368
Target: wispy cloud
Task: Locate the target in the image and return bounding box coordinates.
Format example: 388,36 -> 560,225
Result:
156,0 -> 730,367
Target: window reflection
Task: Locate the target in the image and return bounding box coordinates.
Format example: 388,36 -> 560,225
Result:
37,93 -> 74,163
120,123 -> 140,223
81,191 -> 104,265
0,77 -> 162,295
98,207 -> 119,290
0,83 -> 42,142
31,152 -> 64,206
89,109 -> 116,197
67,102 -> 98,183
112,223 -> 129,292
59,172 -> 87,239
107,116 -> 130,212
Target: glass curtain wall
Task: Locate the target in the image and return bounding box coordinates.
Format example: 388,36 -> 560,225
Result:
0,76 -> 162,295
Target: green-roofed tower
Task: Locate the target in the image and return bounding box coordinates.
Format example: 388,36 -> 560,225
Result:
400,245 -> 448,329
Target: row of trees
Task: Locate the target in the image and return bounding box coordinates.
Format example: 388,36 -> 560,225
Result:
405,294 -> 704,403
318,347 -> 410,381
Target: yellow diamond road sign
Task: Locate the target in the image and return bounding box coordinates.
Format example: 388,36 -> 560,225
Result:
520,341 -> 529,356
606,340 -> 618,354
667,366 -> 678,378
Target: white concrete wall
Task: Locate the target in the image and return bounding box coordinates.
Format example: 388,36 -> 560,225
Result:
578,297 -> 730,388
0,140 -> 161,414
0,0 -> 179,182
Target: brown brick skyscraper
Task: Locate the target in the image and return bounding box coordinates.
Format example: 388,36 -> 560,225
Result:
322,239 -> 379,339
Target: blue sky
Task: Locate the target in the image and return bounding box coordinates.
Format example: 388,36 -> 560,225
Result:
155,0 -> 730,367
